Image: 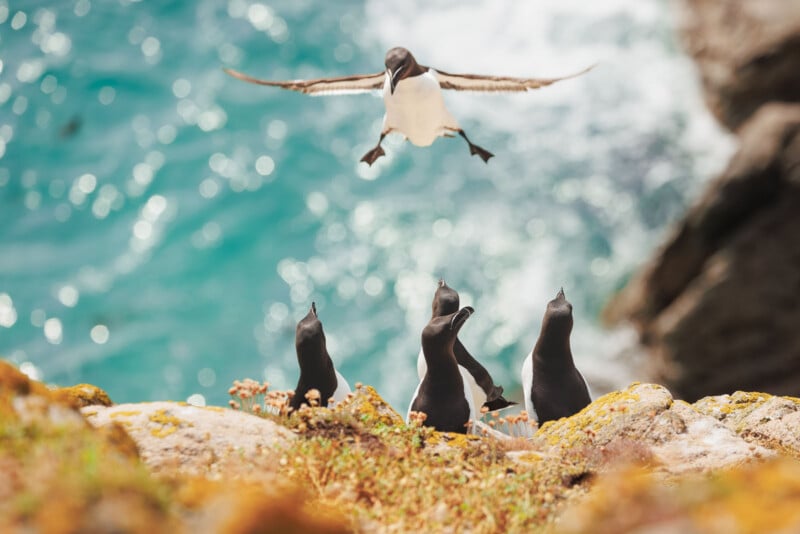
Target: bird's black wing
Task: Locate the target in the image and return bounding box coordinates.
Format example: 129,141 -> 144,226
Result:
223,68 -> 385,96
432,64 -> 595,93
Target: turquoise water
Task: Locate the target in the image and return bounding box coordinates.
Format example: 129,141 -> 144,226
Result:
0,0 -> 731,411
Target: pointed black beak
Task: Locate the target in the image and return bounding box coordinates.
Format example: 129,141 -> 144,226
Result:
556,288 -> 565,300
389,65 -> 404,94
310,302 -> 317,317
438,278 -> 446,288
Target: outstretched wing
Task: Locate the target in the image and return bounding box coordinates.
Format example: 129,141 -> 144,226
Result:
223,67 -> 385,96
433,64 -> 595,93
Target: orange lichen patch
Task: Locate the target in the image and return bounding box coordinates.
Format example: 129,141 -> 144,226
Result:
53,383 -> 113,408
557,457 -> 800,534
148,409 -> 191,438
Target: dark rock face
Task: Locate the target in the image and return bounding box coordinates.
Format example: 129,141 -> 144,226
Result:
676,0 -> 800,131
604,0 -> 800,401
606,104 -> 800,400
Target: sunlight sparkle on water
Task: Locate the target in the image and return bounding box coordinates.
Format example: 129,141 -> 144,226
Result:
90,324 -> 110,344
0,294 -> 17,328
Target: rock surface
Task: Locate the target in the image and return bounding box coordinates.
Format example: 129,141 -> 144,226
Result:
530,383 -> 775,475
675,0 -> 800,130
83,401 -> 295,476
7,356 -> 800,533
694,391 -> 800,457
605,103 -> 800,400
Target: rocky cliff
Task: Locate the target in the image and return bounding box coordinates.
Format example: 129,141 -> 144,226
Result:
605,0 -> 800,400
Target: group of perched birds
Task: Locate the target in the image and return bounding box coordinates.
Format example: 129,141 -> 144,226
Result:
290,280 -> 591,434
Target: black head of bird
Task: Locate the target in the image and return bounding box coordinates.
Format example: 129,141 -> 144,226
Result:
295,302 -> 327,363
541,288 -> 573,340
432,278 -> 460,318
421,306 -> 474,355
385,47 -> 421,94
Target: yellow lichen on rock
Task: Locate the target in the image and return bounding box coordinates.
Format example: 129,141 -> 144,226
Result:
110,410 -> 142,418
535,383 -> 667,449
333,384 -> 404,428
148,408 -> 191,438
53,383 -> 113,408
693,391 -> 773,427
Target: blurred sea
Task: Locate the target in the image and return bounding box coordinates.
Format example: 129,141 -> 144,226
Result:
0,0 -> 733,411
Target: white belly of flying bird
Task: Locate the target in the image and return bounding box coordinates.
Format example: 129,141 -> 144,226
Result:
383,70 -> 460,147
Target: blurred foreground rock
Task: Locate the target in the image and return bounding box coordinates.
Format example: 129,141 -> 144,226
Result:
556,456 -> 800,534
0,360 -> 349,533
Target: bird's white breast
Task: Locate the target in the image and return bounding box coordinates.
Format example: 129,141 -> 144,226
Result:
383,71 -> 460,147
520,351 -> 537,422
520,351 -> 592,423
332,369 -> 351,404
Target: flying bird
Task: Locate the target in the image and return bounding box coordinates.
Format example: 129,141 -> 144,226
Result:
224,47 -> 593,165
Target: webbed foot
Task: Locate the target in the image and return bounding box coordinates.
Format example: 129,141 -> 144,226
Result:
360,145 -> 385,166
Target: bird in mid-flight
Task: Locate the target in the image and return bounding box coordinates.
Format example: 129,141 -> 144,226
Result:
224,47 -> 593,165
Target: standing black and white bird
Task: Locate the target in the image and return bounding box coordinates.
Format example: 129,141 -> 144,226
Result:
417,279 -> 515,412
224,47 -> 593,165
290,302 -> 351,411
408,306 -> 476,434
521,289 -> 591,424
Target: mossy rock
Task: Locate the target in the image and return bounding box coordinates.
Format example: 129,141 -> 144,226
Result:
54,383 -> 114,408
694,392 -> 800,458
534,382 -> 673,450
692,391 -> 774,429
333,384 -> 404,429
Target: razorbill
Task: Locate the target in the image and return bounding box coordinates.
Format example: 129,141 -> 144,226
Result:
224,47 -> 593,164
408,306 -> 476,434
521,288 -> 591,424
417,279 -> 515,412
289,302 -> 351,411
